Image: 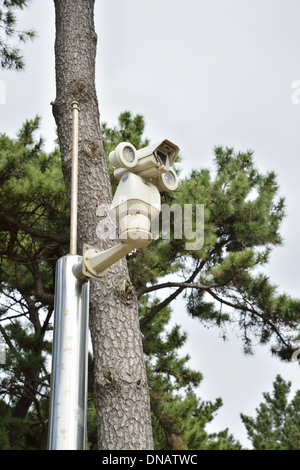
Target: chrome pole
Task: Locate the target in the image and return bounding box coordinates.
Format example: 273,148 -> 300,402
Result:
47,255 -> 89,450
48,102 -> 90,450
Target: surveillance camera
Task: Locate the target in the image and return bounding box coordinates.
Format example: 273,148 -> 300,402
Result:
73,138 -> 180,281
109,139 -> 179,182
108,138 -> 180,246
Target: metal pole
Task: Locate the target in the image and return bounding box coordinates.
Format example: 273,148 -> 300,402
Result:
47,255 -> 89,450
70,101 -> 79,255
48,102 -> 90,450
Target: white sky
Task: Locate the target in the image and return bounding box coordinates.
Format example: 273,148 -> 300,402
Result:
1,0 -> 300,448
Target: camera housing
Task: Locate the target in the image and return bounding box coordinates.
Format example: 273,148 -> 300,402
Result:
110,139 -> 179,187
108,139 -> 180,245
152,168 -> 178,192
109,171 -> 161,245
109,142 -> 138,170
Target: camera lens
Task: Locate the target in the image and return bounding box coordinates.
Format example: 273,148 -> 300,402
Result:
157,169 -> 178,192
163,171 -> 176,186
157,150 -> 167,165
122,146 -> 136,164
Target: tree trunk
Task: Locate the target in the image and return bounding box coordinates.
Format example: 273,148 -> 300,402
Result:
52,0 -> 153,450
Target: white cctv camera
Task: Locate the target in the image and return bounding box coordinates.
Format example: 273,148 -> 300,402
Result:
109,139 -> 179,191
73,139 -> 180,281
108,139 -> 180,244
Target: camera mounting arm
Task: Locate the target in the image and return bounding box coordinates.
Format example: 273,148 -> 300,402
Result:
73,234 -> 152,282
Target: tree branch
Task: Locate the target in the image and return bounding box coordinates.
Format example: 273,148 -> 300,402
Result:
138,270 -> 292,349
29,258 -> 54,306
41,307 -> 54,336
0,211 -> 69,244
139,260 -> 206,329
136,281 -> 210,298
205,287 -> 291,348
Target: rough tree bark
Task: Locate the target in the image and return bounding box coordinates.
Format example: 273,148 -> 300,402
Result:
52,0 -> 154,450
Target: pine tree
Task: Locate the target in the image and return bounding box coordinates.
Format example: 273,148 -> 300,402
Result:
141,296 -> 240,450
3,0 -> 299,451
0,115 -> 241,450
0,0 -> 35,70
1,112 -> 300,449
0,117 -> 69,448
135,146 -> 300,359
241,375 -> 300,450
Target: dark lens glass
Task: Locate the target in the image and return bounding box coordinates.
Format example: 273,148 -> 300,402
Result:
157,150 -> 167,165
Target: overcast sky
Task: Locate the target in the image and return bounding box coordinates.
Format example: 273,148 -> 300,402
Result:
1,0 -> 300,448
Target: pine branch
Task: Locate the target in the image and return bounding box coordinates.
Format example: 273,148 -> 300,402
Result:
205,287 -> 291,349
0,324 -> 22,360
139,260 -> 206,329
139,272 -> 291,350
136,281 -> 211,298
0,211 -> 69,244
29,258 -> 54,306
41,307 -> 53,336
